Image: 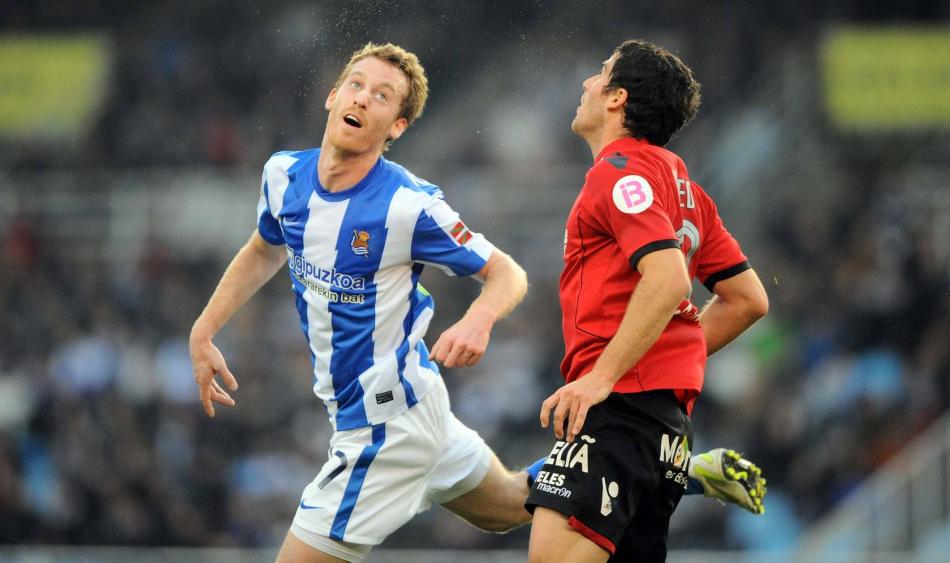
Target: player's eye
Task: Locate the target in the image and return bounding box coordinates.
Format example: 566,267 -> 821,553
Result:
375,91 -> 388,102
350,81 -> 361,89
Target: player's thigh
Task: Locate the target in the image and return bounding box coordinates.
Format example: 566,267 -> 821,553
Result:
609,478 -> 684,563
440,451 -> 532,532
424,384 -> 492,505
527,506 -> 609,563
293,392 -> 447,547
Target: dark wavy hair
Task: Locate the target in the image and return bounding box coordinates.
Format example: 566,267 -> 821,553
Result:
605,40 -> 701,146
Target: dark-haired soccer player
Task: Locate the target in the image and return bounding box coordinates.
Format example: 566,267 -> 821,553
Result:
525,40 -> 769,563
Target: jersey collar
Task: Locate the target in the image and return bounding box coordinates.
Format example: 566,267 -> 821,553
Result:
595,136 -> 651,163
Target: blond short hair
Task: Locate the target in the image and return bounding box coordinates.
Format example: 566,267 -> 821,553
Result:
334,42 -> 429,126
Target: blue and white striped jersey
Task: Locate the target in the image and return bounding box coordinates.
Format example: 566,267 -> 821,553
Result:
256,148 -> 494,430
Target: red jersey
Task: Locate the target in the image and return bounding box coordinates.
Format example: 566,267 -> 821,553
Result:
559,137 -> 749,395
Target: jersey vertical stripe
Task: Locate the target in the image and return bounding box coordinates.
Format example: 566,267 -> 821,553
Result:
255,148 -> 494,430
328,184 -> 389,427
402,306 -> 439,397
367,187 -> 423,416
299,192 -> 351,416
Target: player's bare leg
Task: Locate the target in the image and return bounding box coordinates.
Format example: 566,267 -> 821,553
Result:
274,530 -> 355,563
441,452 -> 532,532
527,507 -> 609,563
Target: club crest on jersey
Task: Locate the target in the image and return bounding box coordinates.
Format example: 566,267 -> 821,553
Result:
612,174 -> 654,214
351,230 -> 371,257
450,221 -> 472,245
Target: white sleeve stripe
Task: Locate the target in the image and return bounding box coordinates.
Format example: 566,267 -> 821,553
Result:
413,259 -> 459,277
263,154 -> 298,217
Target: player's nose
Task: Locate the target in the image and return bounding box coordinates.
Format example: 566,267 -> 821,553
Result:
353,89 -> 370,107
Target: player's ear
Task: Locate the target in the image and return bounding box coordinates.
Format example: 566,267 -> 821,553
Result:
325,88 -> 337,111
606,87 -> 627,110
388,117 -> 408,141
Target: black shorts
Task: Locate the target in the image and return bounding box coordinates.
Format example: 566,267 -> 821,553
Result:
525,390 -> 693,561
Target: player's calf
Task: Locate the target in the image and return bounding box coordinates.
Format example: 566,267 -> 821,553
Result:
441,454 -> 533,533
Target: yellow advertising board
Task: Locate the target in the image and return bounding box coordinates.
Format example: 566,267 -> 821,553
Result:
0,34 -> 110,139
823,27 -> 950,130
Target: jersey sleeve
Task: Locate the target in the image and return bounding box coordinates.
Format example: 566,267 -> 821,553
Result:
410,193 -> 495,277
256,163 -> 285,246
695,195 -> 749,291
588,164 -> 679,269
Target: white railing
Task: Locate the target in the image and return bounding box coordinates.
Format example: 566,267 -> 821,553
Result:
799,410 -> 950,556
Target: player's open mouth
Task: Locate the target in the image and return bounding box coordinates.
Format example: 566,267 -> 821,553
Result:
343,114 -> 363,128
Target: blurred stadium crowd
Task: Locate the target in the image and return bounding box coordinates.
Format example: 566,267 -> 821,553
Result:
1,0 -> 948,553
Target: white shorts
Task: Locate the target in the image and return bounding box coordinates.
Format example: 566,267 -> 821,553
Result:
290,377 -> 491,556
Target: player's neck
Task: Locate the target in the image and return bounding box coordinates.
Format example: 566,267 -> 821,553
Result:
585,125 -> 628,159
317,142 -> 381,192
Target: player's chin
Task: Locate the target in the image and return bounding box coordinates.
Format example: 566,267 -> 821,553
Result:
570,116 -> 584,135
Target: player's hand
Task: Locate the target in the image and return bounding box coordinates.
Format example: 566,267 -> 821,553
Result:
675,298 -> 701,322
189,336 -> 239,417
540,373 -> 612,442
429,311 -> 492,368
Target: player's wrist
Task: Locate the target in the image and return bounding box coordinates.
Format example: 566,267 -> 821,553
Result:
463,305 -> 498,327
586,367 -> 620,389
189,319 -> 218,346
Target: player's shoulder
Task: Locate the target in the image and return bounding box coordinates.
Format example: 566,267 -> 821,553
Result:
379,157 -> 443,199
263,148 -> 318,177
588,145 -> 670,197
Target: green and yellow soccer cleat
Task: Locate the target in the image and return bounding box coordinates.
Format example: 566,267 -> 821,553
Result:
689,448 -> 767,514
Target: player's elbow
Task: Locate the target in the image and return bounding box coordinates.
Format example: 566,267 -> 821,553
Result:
673,272 -> 692,301
713,269 -> 768,322
508,257 -> 528,298
662,266 -> 692,304
486,250 -> 528,298
742,279 -> 769,321
748,291 -> 769,320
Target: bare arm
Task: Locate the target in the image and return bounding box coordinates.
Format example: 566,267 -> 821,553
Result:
698,268 -> 768,356
429,249 -> 528,368
189,230 -> 288,416
540,247 -> 692,441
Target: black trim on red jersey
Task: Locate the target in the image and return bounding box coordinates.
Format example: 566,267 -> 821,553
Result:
628,239 -> 680,270
606,153 -> 629,170
703,260 -> 751,292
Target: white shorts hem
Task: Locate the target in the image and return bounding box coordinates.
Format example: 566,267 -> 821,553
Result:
291,518 -> 385,546
289,522 -> 374,560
